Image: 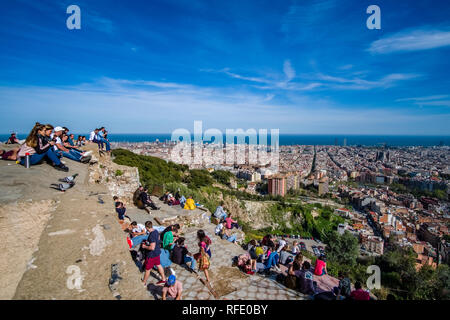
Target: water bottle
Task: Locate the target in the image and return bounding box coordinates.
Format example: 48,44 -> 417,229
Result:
25,153 -> 30,168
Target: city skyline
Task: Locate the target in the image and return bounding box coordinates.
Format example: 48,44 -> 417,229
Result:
0,0 -> 450,134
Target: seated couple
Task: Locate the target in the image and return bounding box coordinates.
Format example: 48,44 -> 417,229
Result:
214,221 -> 237,243
89,127 -> 110,154
160,191 -> 181,206
133,186 -> 160,213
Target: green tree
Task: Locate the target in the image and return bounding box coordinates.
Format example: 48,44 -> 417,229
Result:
325,231 -> 359,266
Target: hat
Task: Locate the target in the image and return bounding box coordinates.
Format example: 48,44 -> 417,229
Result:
167,274 -> 176,286
54,126 -> 64,132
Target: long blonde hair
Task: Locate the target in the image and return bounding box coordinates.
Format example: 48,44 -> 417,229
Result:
25,122 -> 44,148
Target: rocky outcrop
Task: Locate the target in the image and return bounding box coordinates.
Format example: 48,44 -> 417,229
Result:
88,150 -> 140,205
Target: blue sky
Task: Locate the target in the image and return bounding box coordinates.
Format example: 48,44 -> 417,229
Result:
0,0 -> 450,134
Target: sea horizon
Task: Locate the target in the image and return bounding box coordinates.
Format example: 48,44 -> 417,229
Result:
2,133 -> 449,147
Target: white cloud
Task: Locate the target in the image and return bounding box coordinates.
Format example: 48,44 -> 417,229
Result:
283,60 -> 296,81
309,72 -> 421,90
396,95 -> 450,107
396,95 -> 449,102
368,28 -> 450,54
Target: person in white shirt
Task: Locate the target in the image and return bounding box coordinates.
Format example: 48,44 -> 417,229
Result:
128,221 -> 148,249
131,222 -> 146,236
51,126 -> 89,163
277,237 -> 287,253
292,241 -> 300,254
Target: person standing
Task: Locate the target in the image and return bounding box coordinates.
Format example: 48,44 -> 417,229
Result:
142,221 -> 166,286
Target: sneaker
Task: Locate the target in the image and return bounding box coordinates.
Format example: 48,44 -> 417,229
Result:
54,163 -> 69,172
82,150 -> 93,157
80,155 -> 92,163
156,280 -> 166,285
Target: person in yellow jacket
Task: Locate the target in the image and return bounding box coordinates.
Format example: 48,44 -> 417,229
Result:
184,196 -> 196,210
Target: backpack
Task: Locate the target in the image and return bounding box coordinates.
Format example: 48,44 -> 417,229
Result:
171,245 -> 184,265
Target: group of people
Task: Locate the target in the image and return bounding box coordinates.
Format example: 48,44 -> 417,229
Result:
113,191 -> 215,300
0,123 -> 101,172
89,127 -> 110,154
213,202 -> 241,244
160,190 -> 198,211
235,234 -> 371,300
133,186 -> 200,214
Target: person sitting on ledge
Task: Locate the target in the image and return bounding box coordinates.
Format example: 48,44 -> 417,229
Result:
97,127 -> 111,154
139,187 -> 160,212
5,132 -> 19,144
263,244 -> 280,272
296,261 -> 317,296
127,221 -> 149,249
89,128 -> 100,146
17,123 -> 69,172
179,195 -> 186,207
225,214 -> 239,230
51,126 -> 90,163
350,281 -> 370,301
213,201 -> 228,220
215,220 -> 237,243
115,201 -> 131,228
183,196 -> 196,210
314,254 -> 327,276
171,237 -> 196,271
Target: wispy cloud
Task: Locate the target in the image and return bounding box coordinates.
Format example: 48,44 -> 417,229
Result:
2,79 -> 448,134
368,28 -> 450,54
396,95 -> 450,107
204,60 -> 318,91
396,95 -> 449,102
303,72 -> 421,90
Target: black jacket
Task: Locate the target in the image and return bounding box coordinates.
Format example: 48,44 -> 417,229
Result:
34,134 -> 52,154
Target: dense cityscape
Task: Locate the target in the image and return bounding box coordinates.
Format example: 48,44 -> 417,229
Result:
112,140 -> 450,271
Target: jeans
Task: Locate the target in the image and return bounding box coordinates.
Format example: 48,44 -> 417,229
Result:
215,212 -> 227,220
21,148 -> 61,166
60,150 -> 82,162
184,255 -> 196,270
223,234 -> 236,242
131,234 -> 148,248
92,138 -> 103,150
99,137 -> 110,151
264,253 -> 279,269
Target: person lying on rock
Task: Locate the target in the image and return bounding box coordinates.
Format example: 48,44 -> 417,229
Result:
0,147 -> 19,161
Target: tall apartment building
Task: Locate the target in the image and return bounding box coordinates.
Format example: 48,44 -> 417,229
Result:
268,175 -> 286,197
